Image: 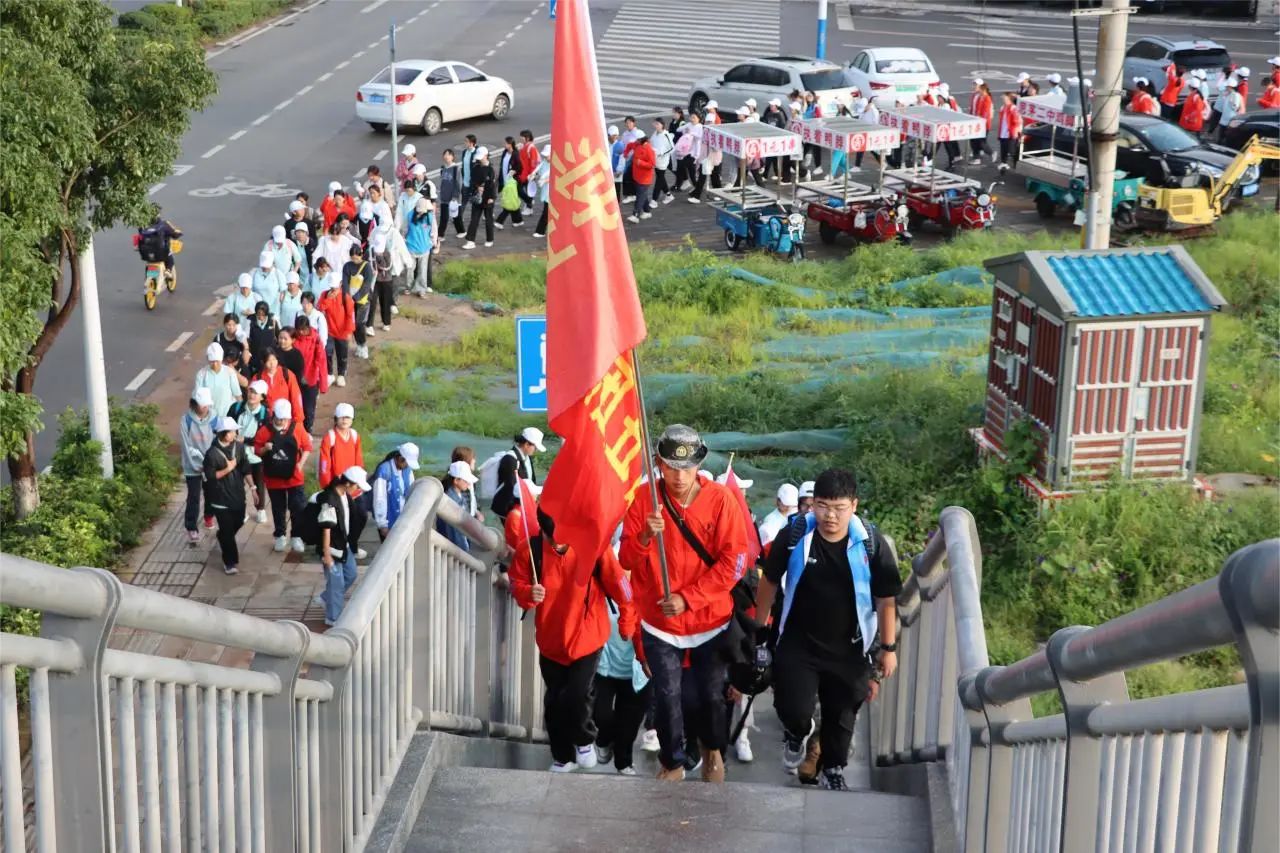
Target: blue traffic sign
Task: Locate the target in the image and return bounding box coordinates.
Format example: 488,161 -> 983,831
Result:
516,315 -> 547,413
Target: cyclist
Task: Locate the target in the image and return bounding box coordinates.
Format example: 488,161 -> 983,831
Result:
136,211 -> 183,273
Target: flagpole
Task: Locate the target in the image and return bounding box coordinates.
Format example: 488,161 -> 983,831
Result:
629,347 -> 671,601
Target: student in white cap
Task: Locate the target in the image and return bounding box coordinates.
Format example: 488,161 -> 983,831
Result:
462,145 -> 497,250
224,272 -> 258,321
319,402 -> 368,559
264,224 -> 298,278
797,480 -> 816,516
279,270 -> 304,329
372,443 -> 420,540
397,142 -> 419,184
212,312 -> 250,379
438,460 -> 480,553
759,483 -> 800,547
488,427 -> 547,519
533,142 -> 554,237
313,465 -> 373,626
968,79 -> 994,165
193,341 -> 242,420
1210,75 -> 1244,138
228,378 -> 271,523
251,249 -> 285,310
1045,72 -> 1065,98
253,397 -> 314,553
1016,71 -> 1034,99
204,416 -> 253,575
179,387 -> 217,543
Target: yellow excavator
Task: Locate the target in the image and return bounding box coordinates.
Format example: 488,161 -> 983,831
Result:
1136,134 -> 1279,230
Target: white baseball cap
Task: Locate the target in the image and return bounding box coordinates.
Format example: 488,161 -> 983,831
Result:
193,387 -> 214,407
342,466 -> 372,492
258,251 -> 274,269
398,442 -> 421,469
359,200 -> 374,222
403,143 -> 416,156
973,77 -> 985,86
286,270 -> 300,284
798,480 -> 816,499
1016,72 -> 1030,82
1227,76 -> 1240,88
475,146 -> 489,159
520,427 -> 547,452
447,460 -> 478,484
272,399 -> 292,420
937,83 -> 950,96
745,97 -> 757,107
608,125 -> 619,135
412,162 -> 427,176
705,100 -> 718,109
206,342 -> 223,362
293,221 -> 309,233
248,379 -> 268,396
215,416 -> 240,433
289,200 -> 305,213
776,483 -> 799,506
634,129 -> 646,139
328,180 -> 342,193
769,98 -> 782,107
1269,56 -> 1280,67
1238,66 -> 1251,78
238,272 -> 253,290
1192,68 -> 1207,80
271,225 -> 286,242
370,230 -> 388,253
334,402 -> 354,419
736,106 -> 749,116
1047,72 -> 1062,84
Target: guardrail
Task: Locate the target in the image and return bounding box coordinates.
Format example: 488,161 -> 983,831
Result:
873,508 -> 1279,853
0,476 -> 540,853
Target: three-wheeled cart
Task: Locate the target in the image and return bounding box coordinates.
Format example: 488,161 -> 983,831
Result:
789,117 -> 912,245
704,122 -> 807,260
877,105 -> 997,233
1016,92 -> 1141,228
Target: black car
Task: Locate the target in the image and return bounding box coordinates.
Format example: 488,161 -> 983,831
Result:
1220,109 -> 1280,173
1021,114 -> 1262,190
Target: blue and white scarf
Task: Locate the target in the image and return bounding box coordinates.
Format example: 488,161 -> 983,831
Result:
778,513 -> 877,649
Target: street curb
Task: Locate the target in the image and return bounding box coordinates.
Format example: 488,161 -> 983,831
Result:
847,0 -> 1277,29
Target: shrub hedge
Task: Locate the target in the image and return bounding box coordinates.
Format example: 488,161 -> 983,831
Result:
118,0 -> 294,41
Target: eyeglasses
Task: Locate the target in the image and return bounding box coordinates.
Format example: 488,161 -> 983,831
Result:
812,501 -> 854,517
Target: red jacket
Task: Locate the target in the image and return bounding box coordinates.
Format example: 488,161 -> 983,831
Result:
510,540 -> 636,666
255,366 -> 303,423
630,142 -> 656,185
253,420 -> 313,490
1129,90 -> 1158,116
293,329 -> 329,392
619,481 -> 749,637
518,144 -> 540,181
1259,87 -> 1280,110
970,91 -> 993,130
1179,90 -> 1206,132
997,103 -> 1022,138
318,289 -> 355,341
1238,79 -> 1248,103
321,195 -> 357,232
1160,62 -> 1183,107
318,427 -> 363,494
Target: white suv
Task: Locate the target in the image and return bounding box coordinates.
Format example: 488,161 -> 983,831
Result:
688,56 -> 856,117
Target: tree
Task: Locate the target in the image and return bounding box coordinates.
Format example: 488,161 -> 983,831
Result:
0,1 -> 217,517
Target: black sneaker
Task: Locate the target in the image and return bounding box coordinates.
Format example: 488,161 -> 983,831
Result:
683,749 -> 703,774
819,767 -> 849,791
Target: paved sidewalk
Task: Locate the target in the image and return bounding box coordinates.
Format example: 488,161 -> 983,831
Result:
109,292 -> 486,661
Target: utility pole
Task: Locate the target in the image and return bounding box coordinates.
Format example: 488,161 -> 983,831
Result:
816,0 -> 829,60
79,234 -> 114,478
389,23 -> 399,174
1082,0 -> 1132,249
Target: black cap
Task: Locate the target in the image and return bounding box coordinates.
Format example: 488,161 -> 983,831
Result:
656,424 -> 708,470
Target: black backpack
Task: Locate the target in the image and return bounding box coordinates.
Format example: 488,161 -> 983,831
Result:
262,423 -> 299,479
138,226 -> 167,262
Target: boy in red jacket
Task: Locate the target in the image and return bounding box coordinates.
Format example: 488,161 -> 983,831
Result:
627,132 -> 657,223
316,269 -> 354,388
510,508 -> 637,773
619,424 -> 748,782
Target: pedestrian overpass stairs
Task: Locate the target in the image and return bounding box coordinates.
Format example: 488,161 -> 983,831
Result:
1,480 -> 1276,852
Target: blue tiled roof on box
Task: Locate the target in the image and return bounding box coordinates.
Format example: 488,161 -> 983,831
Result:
1045,251 -> 1214,318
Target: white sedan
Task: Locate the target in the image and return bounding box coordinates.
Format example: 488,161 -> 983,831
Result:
355,60 -> 514,135
844,47 -> 940,106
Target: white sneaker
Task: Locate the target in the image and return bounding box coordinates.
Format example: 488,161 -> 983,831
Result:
639,212 -> 652,220
381,324 -> 390,332
533,232 -> 545,238
484,241 -> 493,247
462,241 -> 476,250
621,195 -> 635,203
355,548 -> 368,560
813,166 -> 824,176
290,537 -> 305,553
357,345 -> 369,359
575,744 -> 598,769
274,536 -> 287,552
618,766 -> 637,776
627,214 -> 640,223
521,207 -> 533,215
223,564 -> 238,575
662,195 -> 673,205
327,375 -> 334,386
494,222 -> 504,230
735,736 -> 754,763
687,196 -> 701,204
366,326 -> 376,337
390,305 -> 399,316
336,375 -> 346,388
256,509 -> 268,524
549,761 -> 576,773
641,729 -> 660,752
782,719 -> 815,772
187,529 -> 201,544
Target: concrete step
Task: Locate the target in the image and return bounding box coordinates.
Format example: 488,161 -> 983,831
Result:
407,765 -> 931,853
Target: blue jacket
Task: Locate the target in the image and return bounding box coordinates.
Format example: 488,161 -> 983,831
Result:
597,607 -> 649,692
435,487 -> 471,553
406,209 -> 434,256
373,457 -> 412,529
778,514 -> 877,648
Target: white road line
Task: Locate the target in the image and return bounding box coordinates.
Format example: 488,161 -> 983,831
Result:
165,332 -> 194,352
149,183 -> 166,195
297,85 -> 313,96
274,98 -> 294,111
124,369 -> 156,392
353,169 -> 366,178
496,40 -> 507,47
379,34 -> 389,41
367,41 -> 379,49
202,300 -> 223,317
205,0 -> 326,59
485,49 -> 496,57
229,130 -> 247,141
318,72 -> 333,82
353,50 -> 366,59
173,164 -> 193,176
513,24 -> 523,31
523,15 -> 533,23
949,43 -> 1090,58
374,149 -> 388,161
360,0 -> 391,13
836,3 -> 853,30
202,144 -> 225,159
337,60 -> 350,70
252,113 -> 271,126
476,60 -> 486,66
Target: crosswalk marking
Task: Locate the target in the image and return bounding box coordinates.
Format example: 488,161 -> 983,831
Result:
595,0 -> 781,117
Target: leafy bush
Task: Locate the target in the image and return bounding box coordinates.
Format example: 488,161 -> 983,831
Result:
117,4 -> 201,40
117,0 -> 294,41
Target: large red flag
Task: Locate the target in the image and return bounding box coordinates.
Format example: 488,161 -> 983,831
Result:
722,463 -> 761,569
537,0 -> 648,568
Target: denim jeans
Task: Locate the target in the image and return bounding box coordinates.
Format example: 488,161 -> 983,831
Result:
640,629 -> 729,771
324,550 -> 358,624
184,475 -> 204,532
633,182 -> 653,217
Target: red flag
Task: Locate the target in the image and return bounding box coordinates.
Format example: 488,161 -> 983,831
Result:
722,463 -> 761,569
518,479 -> 542,540
538,0 -> 648,567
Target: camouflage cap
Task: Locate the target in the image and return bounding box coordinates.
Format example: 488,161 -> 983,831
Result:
656,423 -> 708,470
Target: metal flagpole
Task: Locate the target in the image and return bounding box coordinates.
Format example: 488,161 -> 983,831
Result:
628,348 -> 671,600
518,486 -> 540,586
389,23 -> 399,176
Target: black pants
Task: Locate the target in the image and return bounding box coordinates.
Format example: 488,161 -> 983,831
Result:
675,155 -> 694,188
268,485 -> 305,538
326,338 -> 349,378
653,168 -> 670,200
466,201 -> 494,243
301,384 -> 319,434
534,203 -> 549,235
943,141 -> 962,166
374,280 -> 394,327
496,206 -> 523,225
184,475 -> 205,532
998,137 -> 1015,165
641,631 -> 727,771
540,651 -> 601,765
593,675 -> 650,770
353,303 -> 370,346
349,492 -> 370,554
969,136 -> 988,159
772,639 -> 871,771
690,171 -> 707,200
212,505 -> 244,568
1161,101 -> 1178,121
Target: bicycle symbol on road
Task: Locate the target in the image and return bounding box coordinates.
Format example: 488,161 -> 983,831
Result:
189,177 -> 301,199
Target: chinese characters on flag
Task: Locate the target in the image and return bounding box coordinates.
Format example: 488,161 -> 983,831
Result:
537,0 -> 649,569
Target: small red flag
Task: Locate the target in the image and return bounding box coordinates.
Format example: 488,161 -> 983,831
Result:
518,479 -> 542,540
538,0 -> 648,568
722,463 -> 761,569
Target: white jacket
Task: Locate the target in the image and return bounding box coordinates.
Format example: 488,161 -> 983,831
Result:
651,130 -> 675,169
387,227 -> 414,278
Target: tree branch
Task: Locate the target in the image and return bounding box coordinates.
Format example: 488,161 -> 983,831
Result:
28,231 -> 81,368
62,111 -> 143,208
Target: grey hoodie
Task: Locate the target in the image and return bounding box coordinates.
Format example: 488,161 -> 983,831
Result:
180,409 -> 216,477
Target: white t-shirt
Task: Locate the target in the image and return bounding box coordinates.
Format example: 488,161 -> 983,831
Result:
641,619 -> 730,649
317,235 -> 357,276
